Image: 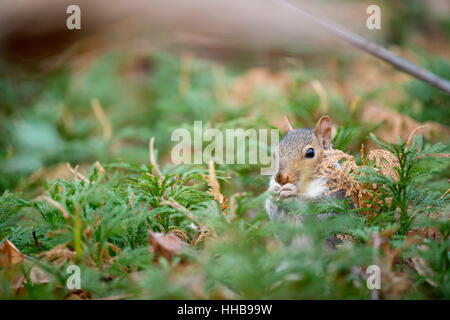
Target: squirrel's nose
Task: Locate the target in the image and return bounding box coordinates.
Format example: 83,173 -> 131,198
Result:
275,172 -> 290,185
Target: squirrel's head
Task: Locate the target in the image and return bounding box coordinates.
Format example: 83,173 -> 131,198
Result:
273,116 -> 332,186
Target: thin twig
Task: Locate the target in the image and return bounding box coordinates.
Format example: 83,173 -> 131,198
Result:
128,192 -> 135,207
32,230 -> 44,252
160,197 -> 216,238
37,195 -> 70,220
276,0 -> 450,95
66,163 -> 90,183
440,188 -> 450,199
229,192 -> 246,222
160,198 -> 200,225
406,125 -> 427,150
192,232 -> 206,247
73,164 -> 79,182
190,230 -> 200,247
207,160 -> 228,211
149,137 -> 164,181
91,98 -> 113,140
95,161 -> 106,175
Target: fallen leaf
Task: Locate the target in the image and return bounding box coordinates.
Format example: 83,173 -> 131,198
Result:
0,239 -> 50,295
29,265 -> 50,284
12,265 -> 51,292
147,230 -> 188,261
0,239 -> 25,268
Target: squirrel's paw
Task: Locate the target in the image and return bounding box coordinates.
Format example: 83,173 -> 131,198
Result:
267,181 -> 298,199
279,183 -> 298,199
267,180 -> 281,197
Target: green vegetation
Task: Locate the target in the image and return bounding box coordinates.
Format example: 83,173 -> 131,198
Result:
0,21 -> 449,299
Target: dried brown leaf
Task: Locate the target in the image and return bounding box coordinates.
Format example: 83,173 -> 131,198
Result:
0,239 -> 25,268
148,230 -> 188,261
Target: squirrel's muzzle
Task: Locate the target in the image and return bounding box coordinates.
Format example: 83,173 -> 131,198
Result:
274,172 -> 291,185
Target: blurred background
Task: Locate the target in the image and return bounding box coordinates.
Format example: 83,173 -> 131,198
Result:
1,0 -> 449,196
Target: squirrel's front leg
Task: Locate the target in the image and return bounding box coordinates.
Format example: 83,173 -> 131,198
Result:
265,179 -> 298,221
265,180 -> 310,249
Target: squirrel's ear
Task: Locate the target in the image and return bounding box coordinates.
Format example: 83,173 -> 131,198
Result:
314,116 -> 332,149
283,116 -> 294,132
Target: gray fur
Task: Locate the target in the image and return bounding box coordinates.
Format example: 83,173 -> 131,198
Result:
265,126 -> 343,250
277,128 -> 314,171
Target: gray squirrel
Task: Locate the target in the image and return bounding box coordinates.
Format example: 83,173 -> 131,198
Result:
265,116 -> 346,248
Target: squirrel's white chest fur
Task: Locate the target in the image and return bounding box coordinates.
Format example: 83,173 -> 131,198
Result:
299,178 -> 329,199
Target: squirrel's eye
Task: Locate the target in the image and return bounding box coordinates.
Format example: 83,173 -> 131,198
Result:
305,148 -> 315,158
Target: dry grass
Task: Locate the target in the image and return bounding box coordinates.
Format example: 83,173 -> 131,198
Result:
317,145 -> 399,214
206,160 -> 229,212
